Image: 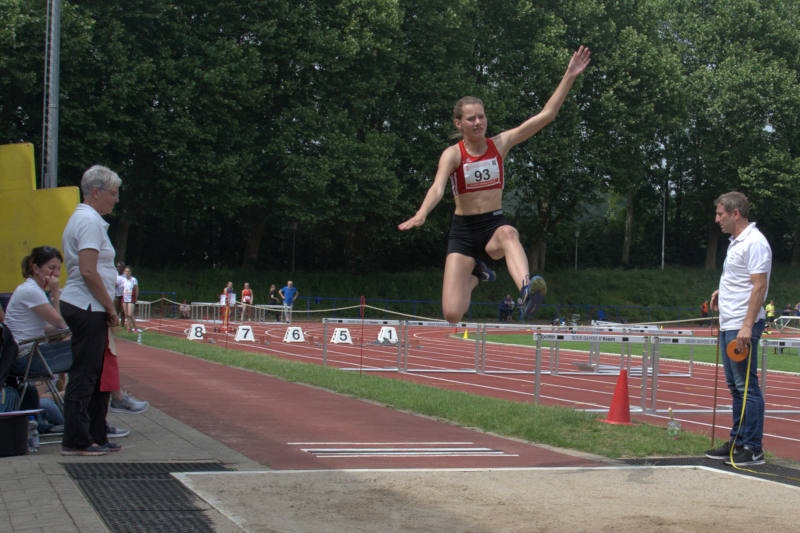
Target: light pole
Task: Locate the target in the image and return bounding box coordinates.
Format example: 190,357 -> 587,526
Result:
42,0 -> 62,188
291,221 -> 298,273
574,229 -> 580,272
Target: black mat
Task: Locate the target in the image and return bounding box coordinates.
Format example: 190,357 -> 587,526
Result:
623,456 -> 800,488
64,462 -> 230,533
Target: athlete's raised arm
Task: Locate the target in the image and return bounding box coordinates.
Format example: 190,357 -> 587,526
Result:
493,46 -> 590,157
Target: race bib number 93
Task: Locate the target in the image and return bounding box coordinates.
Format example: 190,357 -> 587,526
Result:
463,158 -> 501,191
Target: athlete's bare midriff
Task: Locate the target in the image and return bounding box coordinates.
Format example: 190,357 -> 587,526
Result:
453,189 -> 503,216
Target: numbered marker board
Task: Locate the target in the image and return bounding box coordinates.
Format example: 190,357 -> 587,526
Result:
235,325 -> 255,342
330,328 -> 353,344
377,326 -> 398,344
187,324 -> 206,340
283,326 -> 305,343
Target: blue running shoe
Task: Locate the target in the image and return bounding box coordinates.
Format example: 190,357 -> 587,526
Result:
518,275 -> 547,319
472,259 -> 496,283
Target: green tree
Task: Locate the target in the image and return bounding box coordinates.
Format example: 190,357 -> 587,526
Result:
659,0 -> 800,271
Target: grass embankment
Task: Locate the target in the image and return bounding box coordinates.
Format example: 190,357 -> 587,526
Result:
119,330 -> 711,460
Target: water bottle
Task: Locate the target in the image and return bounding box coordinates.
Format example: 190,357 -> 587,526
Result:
137,331 -> 142,344
28,416 -> 40,452
666,408 -> 682,440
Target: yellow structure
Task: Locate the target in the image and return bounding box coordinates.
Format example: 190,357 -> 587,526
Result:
0,143 -> 79,292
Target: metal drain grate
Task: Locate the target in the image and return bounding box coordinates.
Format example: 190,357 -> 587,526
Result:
64,462 -> 230,533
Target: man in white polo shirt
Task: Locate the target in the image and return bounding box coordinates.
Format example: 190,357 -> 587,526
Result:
705,191 -> 772,466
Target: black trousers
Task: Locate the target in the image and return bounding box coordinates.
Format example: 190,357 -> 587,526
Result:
60,301 -> 110,449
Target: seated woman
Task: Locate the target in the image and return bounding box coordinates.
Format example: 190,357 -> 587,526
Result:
4,246 -> 72,376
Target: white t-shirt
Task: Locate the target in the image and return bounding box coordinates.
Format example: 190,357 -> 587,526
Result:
122,276 -> 138,303
4,278 -> 51,350
718,222 -> 772,331
116,274 -> 126,297
60,203 -> 117,312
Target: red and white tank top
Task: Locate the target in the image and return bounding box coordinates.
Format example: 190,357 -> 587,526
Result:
449,138 -> 504,197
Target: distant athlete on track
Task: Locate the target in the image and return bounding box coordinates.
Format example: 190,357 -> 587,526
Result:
398,46 -> 591,323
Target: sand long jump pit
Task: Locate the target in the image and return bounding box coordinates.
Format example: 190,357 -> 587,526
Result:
175,466 -> 799,532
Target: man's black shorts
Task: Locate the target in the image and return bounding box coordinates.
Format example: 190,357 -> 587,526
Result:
446,210 -> 510,259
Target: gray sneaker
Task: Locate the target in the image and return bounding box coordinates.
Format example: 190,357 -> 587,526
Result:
110,392 -> 149,414
106,424 -> 130,438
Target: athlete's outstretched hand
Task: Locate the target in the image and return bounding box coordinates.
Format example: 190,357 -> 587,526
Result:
567,46 -> 591,78
398,213 -> 425,231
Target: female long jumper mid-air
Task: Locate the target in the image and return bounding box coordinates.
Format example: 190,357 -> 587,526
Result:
398,46 -> 591,324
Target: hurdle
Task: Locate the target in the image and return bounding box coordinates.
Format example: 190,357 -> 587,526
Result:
321,318 -> 699,380
321,318 -> 485,373
251,304 -> 285,323
760,338 -> 800,405
774,315 -> 800,332
474,322 -> 698,379
190,302 -> 223,323
317,317 -> 800,414
402,320 -> 484,373
134,300 -> 151,322
322,318 -> 406,371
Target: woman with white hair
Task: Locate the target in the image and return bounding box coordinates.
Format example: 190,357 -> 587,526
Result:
59,165 -> 121,456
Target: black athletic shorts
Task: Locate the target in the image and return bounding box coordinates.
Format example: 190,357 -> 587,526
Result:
446,209 -> 510,259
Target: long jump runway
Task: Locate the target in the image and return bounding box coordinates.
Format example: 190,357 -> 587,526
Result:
137,318 -> 800,463
116,340 -> 604,470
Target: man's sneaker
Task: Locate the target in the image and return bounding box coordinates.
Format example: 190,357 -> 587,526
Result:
105,442 -> 123,452
724,446 -> 765,466
107,424 -> 130,438
110,392 -> 149,414
704,438 -> 738,460
518,275 -> 547,319
61,444 -> 108,456
472,259 -> 496,283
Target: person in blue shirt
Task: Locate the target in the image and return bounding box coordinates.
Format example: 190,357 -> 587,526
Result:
498,294 -> 514,322
279,281 -> 299,323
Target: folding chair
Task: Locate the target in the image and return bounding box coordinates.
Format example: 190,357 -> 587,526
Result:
13,328 -> 71,418
0,322 -> 17,389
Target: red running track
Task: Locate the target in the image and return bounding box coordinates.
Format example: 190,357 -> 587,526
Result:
140,318 -> 800,462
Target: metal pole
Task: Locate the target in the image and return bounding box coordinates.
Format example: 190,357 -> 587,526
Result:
650,337 -> 660,412
322,322 -> 328,366
641,337 -> 650,411
291,222 -> 297,273
661,181 -> 666,270
42,0 -> 62,189
534,334 -> 542,404
400,321 -> 406,372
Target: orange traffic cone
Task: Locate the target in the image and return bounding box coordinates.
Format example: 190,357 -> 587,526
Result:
600,369 -> 636,425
